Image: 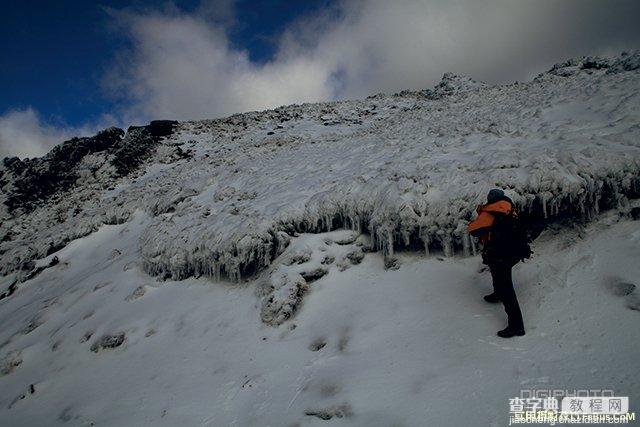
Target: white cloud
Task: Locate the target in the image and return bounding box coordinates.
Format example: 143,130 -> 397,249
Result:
3,0 -> 639,159
105,10 -> 333,121
105,0 -> 640,123
0,108 -> 115,160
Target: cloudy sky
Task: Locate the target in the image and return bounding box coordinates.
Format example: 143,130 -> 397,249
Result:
1,0 -> 639,158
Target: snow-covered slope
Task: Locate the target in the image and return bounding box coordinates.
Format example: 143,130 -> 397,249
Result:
1,52 -> 639,287
1,208 -> 639,426
0,52 -> 639,425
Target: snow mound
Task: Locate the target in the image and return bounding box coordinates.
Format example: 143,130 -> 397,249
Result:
392,72 -> 487,100
424,72 -> 488,99
258,230 -> 367,326
548,50 -> 640,77
1,51 -> 639,287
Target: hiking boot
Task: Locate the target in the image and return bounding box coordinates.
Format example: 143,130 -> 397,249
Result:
497,326 -> 525,338
483,293 -> 501,303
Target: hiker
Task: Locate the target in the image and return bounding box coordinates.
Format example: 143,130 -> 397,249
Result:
468,189 -> 529,338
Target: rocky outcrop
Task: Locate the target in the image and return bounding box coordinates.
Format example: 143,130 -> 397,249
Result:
1,127 -> 124,214
1,120 -> 179,214
548,50 -> 640,77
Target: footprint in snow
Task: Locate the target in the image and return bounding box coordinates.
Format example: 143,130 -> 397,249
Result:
304,403 -> 353,420
8,383 -> 36,409
80,330 -> 94,343
308,338 -> 327,351
22,315 -> 45,335
337,328 -> 350,352
0,350 -> 23,376
626,294 -> 640,311
125,285 -> 147,301
90,332 -> 126,353
93,281 -> 112,292
605,279 -> 636,296
605,280 -> 640,311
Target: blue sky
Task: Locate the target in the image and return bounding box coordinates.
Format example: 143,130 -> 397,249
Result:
0,0 -> 332,128
1,0 -> 639,158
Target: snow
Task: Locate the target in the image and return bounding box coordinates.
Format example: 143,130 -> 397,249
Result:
1,52 -> 639,284
0,208 -> 639,425
0,52 -> 639,425
137,60 -> 640,281
258,230 -> 366,326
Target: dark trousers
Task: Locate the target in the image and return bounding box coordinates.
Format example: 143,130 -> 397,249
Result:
489,262 -> 524,330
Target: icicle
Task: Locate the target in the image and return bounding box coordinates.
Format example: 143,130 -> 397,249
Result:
462,231 -> 471,257
470,234 -> 477,256
419,228 -> 430,256
131,159 -> 640,285
401,229 -> 411,246
443,235 -> 453,258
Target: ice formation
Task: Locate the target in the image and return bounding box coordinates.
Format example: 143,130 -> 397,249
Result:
258,230 -> 367,326
1,51 -> 639,287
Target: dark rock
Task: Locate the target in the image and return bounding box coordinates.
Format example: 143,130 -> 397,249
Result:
385,256 -> 400,270
321,255 -> 335,265
126,125 -> 146,133
3,156 -> 24,172
148,120 -> 178,138
110,127 -> 156,176
630,207 -> 640,220
172,146 -> 192,160
305,404 -> 353,420
0,350 -> 22,376
22,316 -> 44,334
2,127 -> 124,213
346,249 -> 364,264
607,51 -> 640,74
90,332 -> 126,352
581,56 -> 610,70
421,72 -> 487,99
0,281 -> 18,301
612,282 -> 636,297
110,121 -> 177,176
80,330 -> 93,343
308,338 -> 326,351
19,260 -> 35,271
300,268 -> 328,282
23,265 -> 46,282
125,286 -> 146,301
547,52 -> 640,77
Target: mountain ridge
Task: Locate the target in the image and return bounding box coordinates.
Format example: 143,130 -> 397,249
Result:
1,50 -> 639,288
